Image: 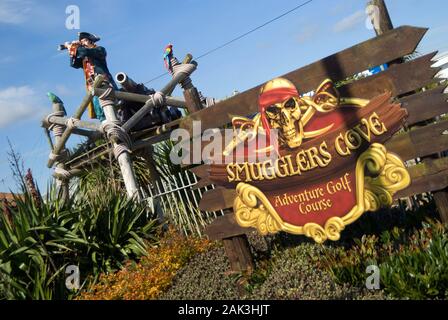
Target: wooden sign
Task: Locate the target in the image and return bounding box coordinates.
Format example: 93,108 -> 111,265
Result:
207,78 -> 411,243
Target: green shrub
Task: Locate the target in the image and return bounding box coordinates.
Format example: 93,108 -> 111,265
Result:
380,223 -> 448,299
319,221 -> 448,299
162,239 -> 386,300
249,243 -> 387,300
0,174 -> 158,300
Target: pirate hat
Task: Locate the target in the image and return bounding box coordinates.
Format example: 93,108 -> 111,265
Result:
78,32 -> 101,43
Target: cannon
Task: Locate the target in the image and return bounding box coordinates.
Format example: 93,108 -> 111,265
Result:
115,72 -> 182,131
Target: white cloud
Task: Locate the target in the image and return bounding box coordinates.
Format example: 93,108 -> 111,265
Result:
0,0 -> 32,24
54,84 -> 73,97
0,86 -> 47,128
333,10 -> 365,33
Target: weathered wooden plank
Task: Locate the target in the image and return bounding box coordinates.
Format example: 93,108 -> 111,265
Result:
204,213 -> 252,241
222,238 -> 239,272
178,26 -> 427,134
184,87 -> 203,113
191,178 -> 213,190
231,235 -> 254,272
399,85 -> 448,126
189,164 -> 210,179
338,52 -> 439,99
433,189 -> 448,223
199,187 -> 236,212
385,119 -> 448,161
394,157 -> 448,198
189,164 -> 213,189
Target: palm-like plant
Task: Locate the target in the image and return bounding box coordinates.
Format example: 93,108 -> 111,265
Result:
0,168 -> 159,300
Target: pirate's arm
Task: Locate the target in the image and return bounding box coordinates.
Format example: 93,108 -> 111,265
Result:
69,46 -> 107,69
75,46 -> 107,59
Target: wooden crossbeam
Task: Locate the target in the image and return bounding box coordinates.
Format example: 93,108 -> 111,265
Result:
47,76 -> 104,168
176,26 -> 428,136
338,52 -> 439,99
399,85 -> 448,126
385,119 -> 448,161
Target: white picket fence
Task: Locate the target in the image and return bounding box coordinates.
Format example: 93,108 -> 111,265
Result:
141,170 -> 225,237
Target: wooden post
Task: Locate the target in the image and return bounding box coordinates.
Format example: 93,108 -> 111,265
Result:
140,145 -> 160,184
368,0 -> 394,36
203,211 -> 255,274
183,87 -> 203,114
50,101 -> 70,203
169,54 -> 203,113
98,84 -> 140,199
433,188 -> 448,223
222,234 -> 254,274
47,76 -> 104,168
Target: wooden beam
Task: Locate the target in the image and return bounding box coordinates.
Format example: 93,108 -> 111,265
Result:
178,26 -> 427,135
184,87 -> 203,113
338,52 -> 439,99
48,76 -> 104,168
394,157 -> 448,199
94,88 -> 186,108
101,89 -> 140,199
189,164 -> 210,180
43,115 -> 101,132
199,187 -> 236,212
399,85 -> 448,126
222,235 -> 254,273
385,119 -> 448,161
204,213 -> 253,241
433,189 -> 448,223
368,0 -> 394,36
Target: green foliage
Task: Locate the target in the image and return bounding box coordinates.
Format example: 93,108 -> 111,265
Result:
0,176 -> 158,300
162,235 -> 385,300
380,223 -> 448,299
152,140 -> 183,180
319,221 -> 448,299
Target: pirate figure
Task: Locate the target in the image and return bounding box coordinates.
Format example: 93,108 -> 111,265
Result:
63,32 -> 118,121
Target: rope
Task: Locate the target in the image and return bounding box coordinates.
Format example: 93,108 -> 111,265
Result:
49,152 -> 60,161
46,111 -> 65,136
152,91 -> 165,107
101,121 -> 132,152
65,118 -> 79,130
49,149 -> 70,163
98,86 -> 116,109
113,144 -> 131,159
169,57 -> 195,90
54,167 -> 71,180
198,91 -> 217,108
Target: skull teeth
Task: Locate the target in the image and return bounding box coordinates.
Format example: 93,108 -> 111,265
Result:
283,128 -> 296,138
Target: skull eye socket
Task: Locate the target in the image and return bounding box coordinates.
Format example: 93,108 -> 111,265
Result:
266,105 -> 280,115
284,98 -> 297,109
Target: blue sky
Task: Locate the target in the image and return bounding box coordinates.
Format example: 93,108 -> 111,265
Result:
0,0 -> 447,192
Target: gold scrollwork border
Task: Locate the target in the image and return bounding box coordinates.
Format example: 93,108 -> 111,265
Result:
234,143 -> 411,244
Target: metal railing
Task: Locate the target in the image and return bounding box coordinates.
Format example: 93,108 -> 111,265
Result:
142,170 -> 224,237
